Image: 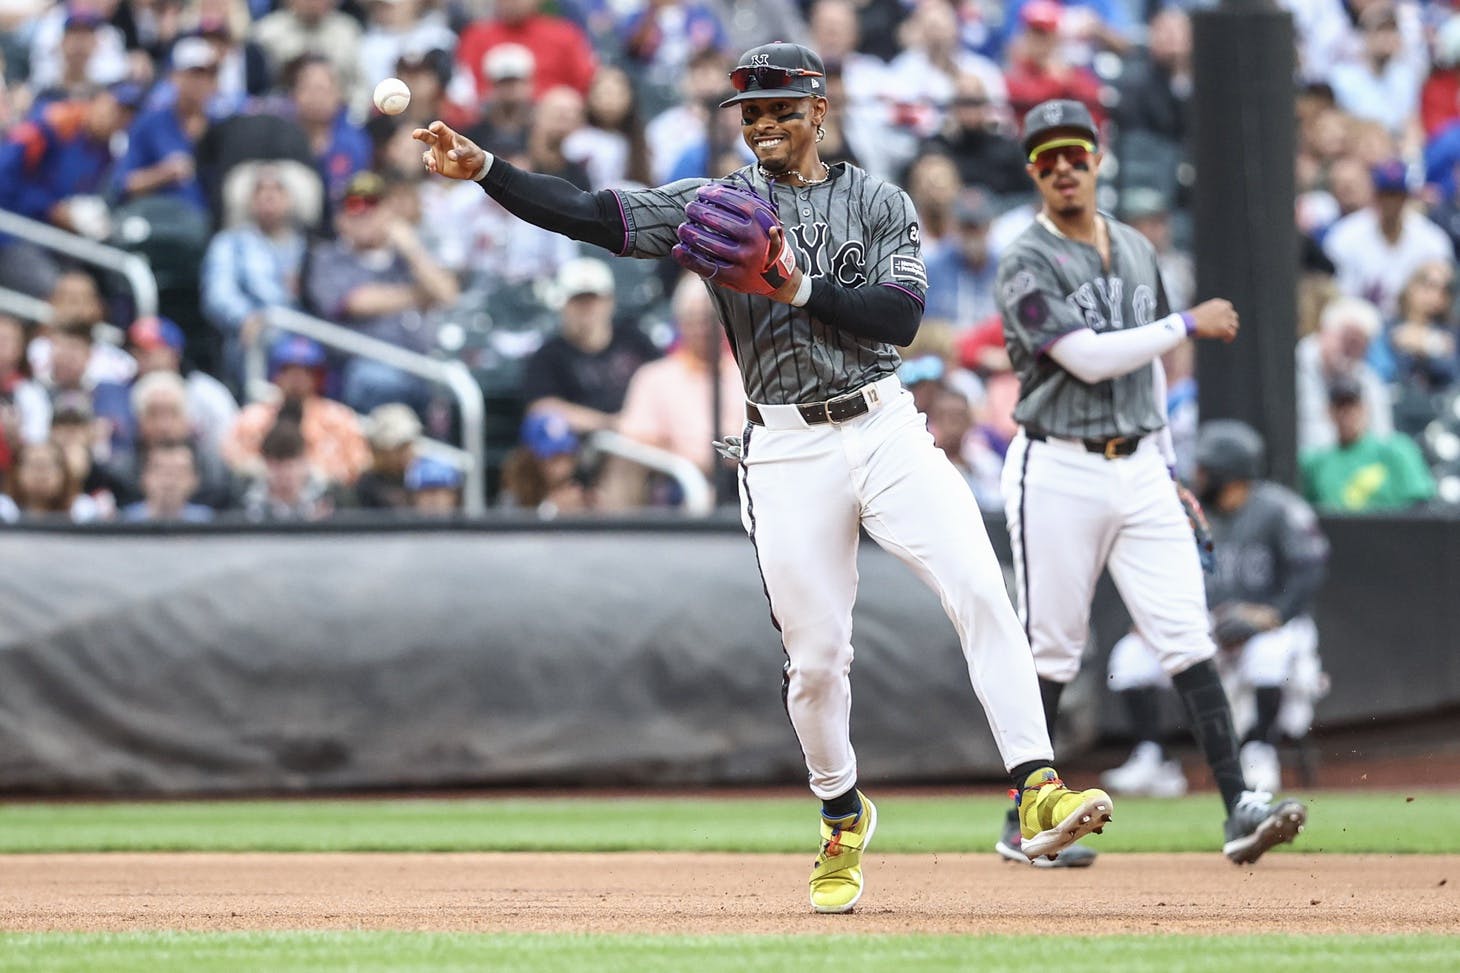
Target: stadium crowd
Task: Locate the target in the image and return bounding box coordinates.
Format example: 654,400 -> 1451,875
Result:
2,0 -> 1459,522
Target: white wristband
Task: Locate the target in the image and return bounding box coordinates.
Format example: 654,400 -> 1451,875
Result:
790,274 -> 813,307
471,151 -> 495,182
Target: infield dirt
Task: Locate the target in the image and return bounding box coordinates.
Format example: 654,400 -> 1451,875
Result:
1,853 -> 1454,935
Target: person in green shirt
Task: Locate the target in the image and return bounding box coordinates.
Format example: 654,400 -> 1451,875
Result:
1300,375 -> 1436,513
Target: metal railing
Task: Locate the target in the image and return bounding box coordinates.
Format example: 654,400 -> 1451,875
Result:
0,209 -> 158,319
590,430 -> 715,516
248,307 -> 488,515
0,286 -> 54,324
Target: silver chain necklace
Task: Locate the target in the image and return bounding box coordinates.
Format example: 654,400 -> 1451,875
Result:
759,162 -> 831,187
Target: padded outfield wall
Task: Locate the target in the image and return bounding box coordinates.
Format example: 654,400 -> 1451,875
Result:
1,514 -> 1455,793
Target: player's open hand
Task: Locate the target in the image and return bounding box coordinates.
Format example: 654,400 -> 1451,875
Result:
1189,299 -> 1239,343
413,121 -> 487,181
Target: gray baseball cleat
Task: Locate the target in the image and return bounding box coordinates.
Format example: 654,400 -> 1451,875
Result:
1222,790 -> 1307,865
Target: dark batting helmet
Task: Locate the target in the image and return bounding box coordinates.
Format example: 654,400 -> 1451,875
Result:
1195,420 -> 1265,484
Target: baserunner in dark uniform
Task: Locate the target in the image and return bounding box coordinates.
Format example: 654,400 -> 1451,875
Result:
993,98 -> 1307,868
416,45 -> 1111,914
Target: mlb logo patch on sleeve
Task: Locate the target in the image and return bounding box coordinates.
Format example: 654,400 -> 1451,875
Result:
889,254 -> 927,288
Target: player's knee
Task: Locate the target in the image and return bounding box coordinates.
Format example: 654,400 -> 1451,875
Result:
785,656 -> 852,698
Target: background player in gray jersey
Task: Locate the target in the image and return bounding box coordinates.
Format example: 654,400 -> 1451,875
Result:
994,98 -> 1306,868
415,44 -> 1111,914
1107,421 -> 1330,796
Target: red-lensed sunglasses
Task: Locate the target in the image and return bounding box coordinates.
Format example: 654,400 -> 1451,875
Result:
729,65 -> 824,93
342,195 -> 382,215
1030,139 -> 1094,178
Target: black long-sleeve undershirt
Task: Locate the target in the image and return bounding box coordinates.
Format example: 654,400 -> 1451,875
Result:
477,157 -> 924,345
477,157 -> 626,254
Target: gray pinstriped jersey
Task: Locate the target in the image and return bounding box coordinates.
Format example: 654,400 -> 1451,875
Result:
1208,482 -> 1328,609
996,215 -> 1170,439
612,163 -> 926,405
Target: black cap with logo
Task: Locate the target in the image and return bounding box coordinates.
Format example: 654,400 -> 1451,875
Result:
1021,99 -> 1099,158
719,43 -> 827,108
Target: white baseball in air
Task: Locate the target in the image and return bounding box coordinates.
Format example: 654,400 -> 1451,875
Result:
373,77 -> 411,116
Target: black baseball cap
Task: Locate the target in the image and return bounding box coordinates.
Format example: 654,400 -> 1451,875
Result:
1327,374 -> 1364,406
719,43 -> 827,108
1021,99 -> 1099,158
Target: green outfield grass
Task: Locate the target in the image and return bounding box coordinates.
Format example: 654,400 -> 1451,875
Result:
0,789 -> 1450,854
1,932 -> 1457,973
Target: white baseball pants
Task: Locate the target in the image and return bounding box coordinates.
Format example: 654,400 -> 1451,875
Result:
738,377 -> 1053,800
1002,430 -> 1216,685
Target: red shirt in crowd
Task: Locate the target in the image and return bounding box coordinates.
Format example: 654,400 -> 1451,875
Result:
456,14 -> 597,102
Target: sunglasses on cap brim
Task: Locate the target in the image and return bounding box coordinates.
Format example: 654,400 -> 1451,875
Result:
728,65 -> 824,93
1029,138 -> 1095,176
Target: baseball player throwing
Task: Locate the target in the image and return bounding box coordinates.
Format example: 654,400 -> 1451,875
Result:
417,44 -> 1111,912
994,99 -> 1307,867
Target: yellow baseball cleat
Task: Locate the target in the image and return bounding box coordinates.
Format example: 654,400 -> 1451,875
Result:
809,793 -> 878,914
1017,768 -> 1113,861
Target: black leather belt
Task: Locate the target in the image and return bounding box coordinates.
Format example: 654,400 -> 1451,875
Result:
1028,431 -> 1142,459
746,389 -> 874,426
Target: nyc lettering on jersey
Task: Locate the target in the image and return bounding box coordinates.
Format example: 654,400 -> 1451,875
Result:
788,222 -> 868,287
1064,277 -> 1158,331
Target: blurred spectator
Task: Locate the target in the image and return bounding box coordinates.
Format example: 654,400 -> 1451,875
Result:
48,392 -> 124,514
807,0 -> 888,177
1323,159 -> 1453,316
1421,16 -> 1460,139
663,83 -> 751,181
285,54 -> 370,209
0,81 -> 139,297
521,257 -> 660,434
606,274 -> 744,505
1301,374 -> 1435,513
252,0 -> 362,108
118,439 -> 215,522
114,36 -> 218,213
0,439 -> 105,523
884,0 -> 1008,172
127,315 -> 238,456
918,71 -> 1027,198
27,4 -> 128,94
239,416 -> 338,521
905,151 -> 962,248
39,321 -> 132,450
1326,156 -> 1374,224
108,370 -> 236,509
1113,7 -> 1190,148
523,86 -> 593,189
185,6 -> 270,114
565,65 -> 653,189
200,163 -> 308,387
389,46 -> 464,131
463,42 -> 537,156
456,0 -> 596,104
1122,186 -> 1195,311
1386,260 -> 1460,422
304,171 -> 459,414
404,454 -> 462,515
1002,0 -> 1104,125
1296,295 -> 1394,453
1327,2 -> 1422,138
359,0 -> 455,99
354,401 -> 420,510
619,0 -> 729,114
924,189 -> 998,329
705,0 -> 807,53
222,334 -> 369,486
928,382 -> 1002,510
643,46 -> 730,184
0,312 -> 50,447
498,410 -> 595,516
27,270 -> 137,388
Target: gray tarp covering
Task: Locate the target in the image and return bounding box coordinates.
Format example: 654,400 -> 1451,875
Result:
2,515 -> 1456,794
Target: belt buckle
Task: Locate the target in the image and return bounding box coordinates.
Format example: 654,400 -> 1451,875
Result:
1103,437 -> 1127,460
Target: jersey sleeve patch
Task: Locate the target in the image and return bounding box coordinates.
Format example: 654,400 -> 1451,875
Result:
1017,293 -> 1049,327
889,254 -> 927,288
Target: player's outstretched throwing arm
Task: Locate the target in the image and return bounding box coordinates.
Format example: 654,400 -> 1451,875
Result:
414,121 -> 924,347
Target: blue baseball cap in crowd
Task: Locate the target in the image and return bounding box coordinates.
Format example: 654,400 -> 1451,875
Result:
129,315 -> 185,353
269,334 -> 327,371
64,10 -> 103,31
1371,159 -> 1409,194
521,412 -> 579,459
405,456 -> 464,491
106,80 -> 146,110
